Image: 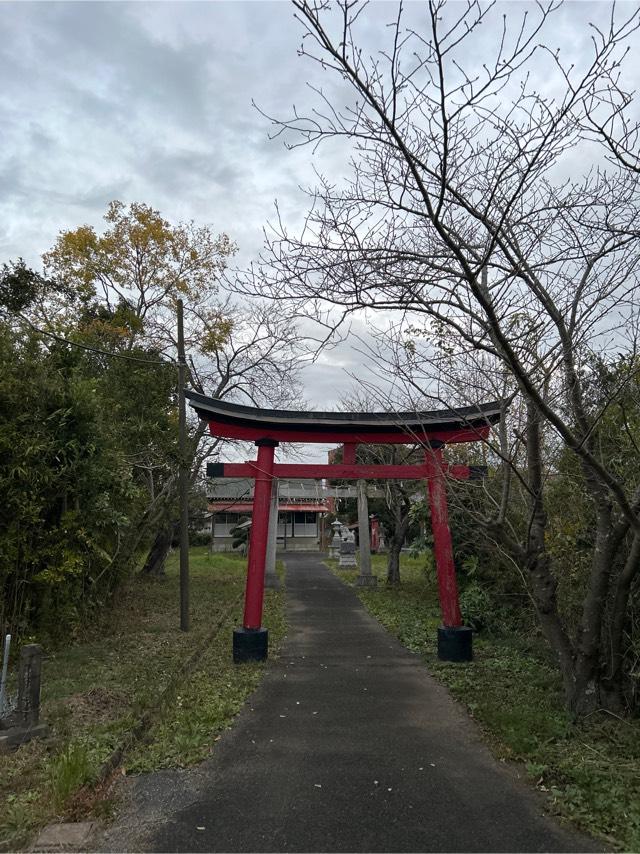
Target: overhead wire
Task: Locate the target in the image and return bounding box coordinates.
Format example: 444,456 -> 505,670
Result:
13,314 -> 174,366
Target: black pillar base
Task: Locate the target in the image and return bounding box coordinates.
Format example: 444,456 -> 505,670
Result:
233,627 -> 269,663
437,626 -> 473,662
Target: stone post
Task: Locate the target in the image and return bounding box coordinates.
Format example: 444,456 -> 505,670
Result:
17,644 -> 43,728
0,643 -> 49,751
264,479 -> 280,589
356,480 -> 377,587
339,533 -> 357,568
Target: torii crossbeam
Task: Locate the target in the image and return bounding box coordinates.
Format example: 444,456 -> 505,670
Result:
188,392 -> 501,664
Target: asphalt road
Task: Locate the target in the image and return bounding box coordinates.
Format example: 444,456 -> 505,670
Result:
96,554 -> 600,853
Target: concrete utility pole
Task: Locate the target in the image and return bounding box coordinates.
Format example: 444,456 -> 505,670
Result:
356,479 -> 377,587
177,299 -> 190,632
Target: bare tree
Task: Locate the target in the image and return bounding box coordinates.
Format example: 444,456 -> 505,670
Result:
239,0 -> 640,714
141,298 -> 305,576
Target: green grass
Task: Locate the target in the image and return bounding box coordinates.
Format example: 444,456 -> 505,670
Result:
330,554 -> 640,851
0,548 -> 286,851
48,742 -> 92,812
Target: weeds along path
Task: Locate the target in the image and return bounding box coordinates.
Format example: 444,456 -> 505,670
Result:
331,554 -> 639,852
0,549 -> 286,853
94,554 -> 596,854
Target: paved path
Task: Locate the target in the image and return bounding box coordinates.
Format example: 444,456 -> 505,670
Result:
97,554 -> 599,852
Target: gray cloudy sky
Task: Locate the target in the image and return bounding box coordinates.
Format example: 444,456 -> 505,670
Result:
1,0 -> 638,435
0,1 -> 315,264
0,0 -> 372,413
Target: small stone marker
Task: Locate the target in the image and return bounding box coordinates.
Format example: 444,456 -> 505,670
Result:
18,643 -> 42,727
32,821 -> 96,852
339,537 -> 357,567
0,643 -> 49,752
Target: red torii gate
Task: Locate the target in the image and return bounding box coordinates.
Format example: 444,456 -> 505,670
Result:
187,393 -> 501,664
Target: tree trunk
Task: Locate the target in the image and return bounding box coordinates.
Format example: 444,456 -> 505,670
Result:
138,421 -> 209,579
141,522 -> 174,577
570,507 -> 616,715
601,531 -> 640,712
387,540 -> 401,585
526,547 -> 578,705
387,514 -> 409,586
524,400 -> 578,705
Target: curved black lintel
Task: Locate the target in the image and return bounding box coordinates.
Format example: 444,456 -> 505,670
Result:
186,391 -> 503,433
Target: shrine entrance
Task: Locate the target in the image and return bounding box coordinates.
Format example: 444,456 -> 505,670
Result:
188,393 -> 501,664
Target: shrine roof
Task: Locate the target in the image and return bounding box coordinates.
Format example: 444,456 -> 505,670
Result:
187,392 -> 502,445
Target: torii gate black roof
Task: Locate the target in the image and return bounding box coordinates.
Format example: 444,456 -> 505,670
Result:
186,392 -> 502,445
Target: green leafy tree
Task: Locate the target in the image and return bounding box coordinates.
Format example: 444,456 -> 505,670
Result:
0,319 -> 171,640
43,200 -> 234,339
1,198 -> 303,640
41,201 -> 302,578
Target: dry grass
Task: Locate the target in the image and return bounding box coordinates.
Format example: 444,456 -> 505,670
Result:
0,548 -> 285,851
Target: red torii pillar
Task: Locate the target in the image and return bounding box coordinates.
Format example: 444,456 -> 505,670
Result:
232,439 -> 277,662
425,445 -> 472,661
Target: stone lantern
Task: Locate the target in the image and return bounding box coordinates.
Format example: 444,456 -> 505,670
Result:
329,520 -> 343,558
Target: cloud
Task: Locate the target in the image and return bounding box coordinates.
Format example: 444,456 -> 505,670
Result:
1,0 -> 638,440
0,2 -> 317,263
